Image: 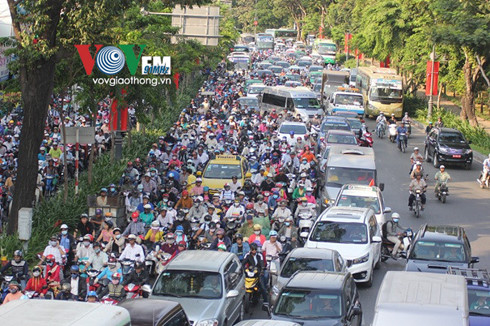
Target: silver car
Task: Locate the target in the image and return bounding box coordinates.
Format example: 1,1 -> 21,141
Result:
150,250 -> 245,326
269,248 -> 346,305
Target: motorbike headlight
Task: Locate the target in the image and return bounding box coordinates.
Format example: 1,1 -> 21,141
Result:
352,253 -> 369,265
196,319 -> 219,326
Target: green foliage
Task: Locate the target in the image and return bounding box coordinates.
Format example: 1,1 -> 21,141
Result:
404,94 -> 427,116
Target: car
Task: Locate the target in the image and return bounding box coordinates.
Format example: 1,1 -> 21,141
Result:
238,96 -> 259,110
305,207 -> 382,286
246,83 -> 266,98
269,248 -> 346,305
287,65 -> 302,73
269,65 -> 284,76
448,267 -> 490,326
202,154 -> 249,194
309,65 -> 323,72
119,299 -> 191,326
284,81 -> 302,88
276,61 -> 291,69
268,271 -> 362,326
325,130 -> 358,146
333,184 -> 391,225
256,69 -> 273,78
424,127 -> 473,169
277,121 -> 308,146
285,74 -> 301,82
318,117 -> 352,151
308,71 -> 323,83
236,321 -> 300,326
256,61 -> 272,69
405,224 -> 479,273
244,78 -> 264,92
327,90 -> 364,117
151,251 -> 245,326
345,117 -> 362,136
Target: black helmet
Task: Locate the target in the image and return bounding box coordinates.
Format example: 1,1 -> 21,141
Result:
209,222 -> 217,229
135,262 -> 144,270
13,250 -> 22,258
204,214 -> 212,222
235,233 -> 243,240
250,242 -> 258,250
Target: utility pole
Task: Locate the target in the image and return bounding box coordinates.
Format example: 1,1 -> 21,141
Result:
428,44 -> 436,119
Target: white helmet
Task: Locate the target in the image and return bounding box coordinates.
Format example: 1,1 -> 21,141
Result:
391,212 -> 400,220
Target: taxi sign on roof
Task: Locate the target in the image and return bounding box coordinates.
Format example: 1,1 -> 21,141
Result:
216,155 -> 240,160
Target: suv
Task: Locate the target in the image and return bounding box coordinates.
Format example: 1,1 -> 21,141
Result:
405,224 -> 479,273
269,271 -> 362,326
448,267 -> 490,325
150,251 -> 245,326
305,207 -> 382,286
333,184 -> 391,226
424,127 -> 473,169
269,248 -> 346,305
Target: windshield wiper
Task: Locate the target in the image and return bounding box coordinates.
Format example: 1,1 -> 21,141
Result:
153,292 -> 181,297
470,311 -> 490,316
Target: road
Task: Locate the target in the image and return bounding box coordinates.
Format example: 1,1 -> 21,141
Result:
246,120 -> 490,325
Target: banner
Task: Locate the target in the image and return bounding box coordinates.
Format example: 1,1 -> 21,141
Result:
110,89 -> 128,131
425,61 -> 439,96
344,33 -> 352,55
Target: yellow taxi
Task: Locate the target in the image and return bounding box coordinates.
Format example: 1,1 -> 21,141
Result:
202,155 -> 249,194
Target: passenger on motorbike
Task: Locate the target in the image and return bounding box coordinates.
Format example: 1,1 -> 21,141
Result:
382,213 -> 405,256
122,262 -> 150,298
410,161 -> 424,179
434,165 -> 451,194
99,272 -> 126,302
409,174 -> 427,210
0,250 -> 28,289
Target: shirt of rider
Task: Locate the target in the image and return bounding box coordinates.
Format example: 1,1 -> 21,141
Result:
71,277 -> 79,296
88,251 -> 109,271
119,243 -> 145,262
262,240 -> 283,257
77,244 -> 95,259
43,245 -> 66,264
409,178 -> 427,191
410,152 -> 423,163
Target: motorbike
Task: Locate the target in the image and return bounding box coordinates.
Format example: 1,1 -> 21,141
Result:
0,275 -> 13,303
397,132 -> 407,153
388,124 -> 397,143
436,181 -> 449,203
100,296 -> 120,305
145,246 -> 160,277
477,172 -> 490,189
381,228 -> 413,261
23,290 -> 42,299
86,269 -> 101,292
376,121 -> 386,139
155,252 -> 173,275
124,283 -> 151,299
298,212 -> 314,245
244,267 -> 260,313
278,235 -> 293,263
358,131 -> 373,147
410,189 -> 425,217
120,259 -> 135,278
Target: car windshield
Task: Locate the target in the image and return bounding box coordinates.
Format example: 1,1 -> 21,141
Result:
153,270 -> 223,299
204,163 -> 242,179
326,167 -> 375,187
334,94 -> 363,106
440,132 -> 466,143
281,258 -> 335,278
313,84 -> 322,92
270,66 -> 283,73
277,61 -> 290,68
410,241 -> 467,263
286,74 -> 301,82
468,289 -> 490,316
321,122 -> 351,132
310,221 -> 368,244
347,119 -> 362,130
309,66 -> 323,72
274,290 -> 342,318
326,133 -> 357,145
293,98 -> 320,110
248,86 -> 265,94
336,194 -> 380,214
370,87 -> 402,102
280,124 -> 307,135
239,98 -> 259,107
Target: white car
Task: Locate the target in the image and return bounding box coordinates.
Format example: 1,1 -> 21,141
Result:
333,184 -> 391,225
277,121 -> 308,146
304,206 -> 382,287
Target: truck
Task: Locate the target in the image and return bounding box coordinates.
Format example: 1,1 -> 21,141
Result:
327,87 -> 364,117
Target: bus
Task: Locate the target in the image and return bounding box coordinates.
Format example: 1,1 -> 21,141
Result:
256,33 -> 274,50
313,39 -> 337,64
259,86 -> 322,121
356,67 -> 404,118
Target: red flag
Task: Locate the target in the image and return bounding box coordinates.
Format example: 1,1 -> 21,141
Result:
173,72 -> 180,90
368,179 -> 375,187
425,61 -> 439,96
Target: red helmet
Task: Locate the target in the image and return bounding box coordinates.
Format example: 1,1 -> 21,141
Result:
135,158 -> 141,163
131,211 -> 140,219
112,273 -> 121,279
246,203 -> 254,210
46,254 -> 55,262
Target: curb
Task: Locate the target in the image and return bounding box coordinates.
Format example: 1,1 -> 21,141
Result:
412,119 -> 486,164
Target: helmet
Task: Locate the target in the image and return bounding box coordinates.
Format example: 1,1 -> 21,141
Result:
216,228 -> 225,235
87,291 -> 97,297
204,215 -> 212,222
440,165 -> 445,169
414,147 -> 419,151
13,250 -> 22,258
176,225 -> 184,232
112,273 -> 121,280
391,213 -> 400,222
166,232 -> 175,239
269,230 -> 278,237
253,224 -> 262,231
235,233 -> 243,240
131,211 -> 140,219
250,242 -> 258,251
151,221 -> 160,228
61,283 -> 71,292
46,254 -> 55,263
60,224 -> 68,230
135,262 -> 144,270
70,265 -> 79,273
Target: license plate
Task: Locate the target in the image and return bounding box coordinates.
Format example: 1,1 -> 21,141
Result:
453,154 -> 461,158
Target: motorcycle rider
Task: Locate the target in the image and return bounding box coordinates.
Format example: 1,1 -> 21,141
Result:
160,233 -> 178,256
119,234 -> 145,263
55,283 -> 74,301
123,211 -> 146,239
480,154 -> 490,187
243,242 -> 268,303
0,250 -> 29,289
230,233 -> 250,262
122,262 -> 150,298
25,266 -> 48,297
209,228 -> 232,251
187,196 -> 207,223
396,122 -> 408,148
382,213 -> 405,257
278,216 -> 298,248
410,161 -> 424,179
220,183 -> 235,201
225,198 -> 245,220
409,173 -> 427,210
294,197 -> 315,220
254,194 -> 269,216
172,211 -> 192,235
75,234 -> 95,262
434,165 -> 451,194
85,242 -> 108,272
60,265 -> 87,301
99,272 -> 126,302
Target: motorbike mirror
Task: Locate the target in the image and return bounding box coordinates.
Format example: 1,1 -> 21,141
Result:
471,257 -> 480,264
399,252 -> 407,259
226,289 -> 239,298
352,303 -> 362,316
372,236 -> 382,243
262,302 -> 271,314
300,231 -> 309,239
379,183 -> 385,191
383,207 -> 392,214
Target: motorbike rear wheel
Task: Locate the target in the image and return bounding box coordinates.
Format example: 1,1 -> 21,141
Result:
381,245 -> 390,262
244,292 -> 251,313
441,193 -> 446,203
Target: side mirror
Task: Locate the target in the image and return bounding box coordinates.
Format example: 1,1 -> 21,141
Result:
226,290 -> 239,298
379,183 -> 385,191
352,303 -> 362,316
372,236 -> 382,243
383,207 -> 392,214
471,257 -> 480,264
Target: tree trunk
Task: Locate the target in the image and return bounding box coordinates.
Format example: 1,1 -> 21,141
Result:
8,60 -> 57,234
461,53 -> 479,127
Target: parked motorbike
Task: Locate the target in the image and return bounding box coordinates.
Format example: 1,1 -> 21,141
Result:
436,181 -> 449,203
381,228 -> 413,261
244,267 -> 260,313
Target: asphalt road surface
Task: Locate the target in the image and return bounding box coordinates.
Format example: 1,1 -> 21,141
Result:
246,120 -> 490,325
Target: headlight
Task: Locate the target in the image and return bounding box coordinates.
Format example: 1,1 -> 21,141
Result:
438,147 -> 449,154
368,104 -> 376,111
352,253 -> 369,265
196,319 -> 219,326
465,149 -> 473,154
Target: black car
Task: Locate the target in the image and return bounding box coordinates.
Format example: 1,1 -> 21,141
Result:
424,127 -> 472,169
405,224 -> 479,274
268,271 -> 362,326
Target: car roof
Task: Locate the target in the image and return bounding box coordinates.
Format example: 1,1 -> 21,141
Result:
416,224 -> 465,243
339,184 -> 380,198
286,271 -> 346,290
319,206 -> 373,223
288,247 -> 337,260
323,117 -> 349,124
326,130 -> 356,136
166,250 -> 235,272
439,127 -> 461,134
279,121 -> 307,127
119,299 -> 183,325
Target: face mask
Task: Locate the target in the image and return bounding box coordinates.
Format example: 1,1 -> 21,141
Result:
210,228 -> 216,232
177,217 -> 183,221
258,200 -> 263,204
273,195 -> 278,199
152,227 -> 159,231
94,248 -> 101,253
71,273 -> 79,279
116,234 -> 121,239
167,239 -> 175,244
83,241 -> 90,247
176,231 -> 183,235
110,187 -> 115,192
50,241 -> 57,247
254,231 -> 260,235
393,219 -> 399,223
163,198 -> 169,203
33,271 -> 41,277
302,161 -> 307,164
285,222 -> 291,227
60,230 -> 68,236
47,262 -> 54,266
9,288 -> 17,294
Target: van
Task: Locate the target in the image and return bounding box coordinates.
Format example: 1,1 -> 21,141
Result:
0,300 -> 131,325
119,299 -> 191,326
320,146 -> 380,209
150,250 -> 245,326
373,271 -> 469,326
259,86 -> 322,121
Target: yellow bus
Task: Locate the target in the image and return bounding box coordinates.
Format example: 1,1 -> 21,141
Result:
355,67 -> 403,118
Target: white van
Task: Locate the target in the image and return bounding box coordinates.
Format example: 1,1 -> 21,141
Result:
0,300 -> 131,325
259,86 -> 322,121
373,271 -> 469,326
